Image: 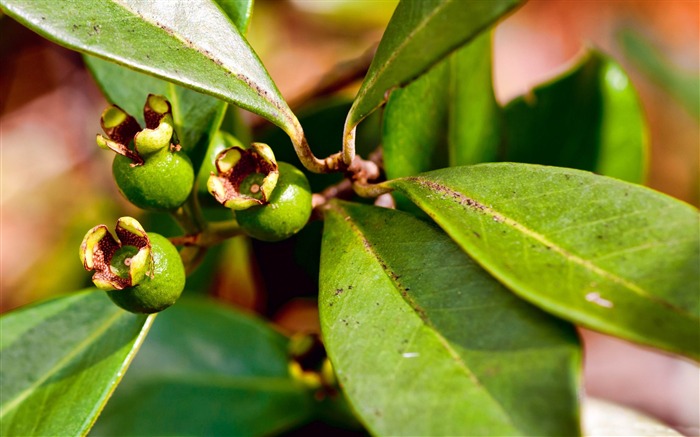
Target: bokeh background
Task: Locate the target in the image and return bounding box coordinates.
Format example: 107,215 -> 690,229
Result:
1,0 -> 698,434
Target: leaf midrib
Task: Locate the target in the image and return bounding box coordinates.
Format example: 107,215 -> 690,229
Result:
79,313 -> 155,436
329,202 -> 521,433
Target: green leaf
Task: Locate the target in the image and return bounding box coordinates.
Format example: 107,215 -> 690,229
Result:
503,50 -> 648,183
345,0 -> 521,134
0,290 -> 153,436
320,201 -> 581,436
91,298 -> 315,436
0,0 -> 298,135
214,0 -> 254,34
388,163 -> 700,359
383,31 -> 501,215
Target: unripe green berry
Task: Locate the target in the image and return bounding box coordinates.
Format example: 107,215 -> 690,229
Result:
80,217 -> 185,314
106,233 -> 185,314
236,162 -> 312,242
112,151 -> 194,211
96,95 -> 194,211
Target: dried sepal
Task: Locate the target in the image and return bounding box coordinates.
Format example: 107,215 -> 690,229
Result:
207,143 -> 280,211
144,94 -> 172,129
79,217 -> 153,291
100,105 -> 140,145
96,134 -> 143,165
96,94 -> 178,164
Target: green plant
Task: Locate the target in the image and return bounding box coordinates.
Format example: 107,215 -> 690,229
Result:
0,1 -> 697,436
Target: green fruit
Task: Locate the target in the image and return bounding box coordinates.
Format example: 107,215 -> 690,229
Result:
113,151 -> 194,211
106,233 -> 185,314
236,162 -> 312,242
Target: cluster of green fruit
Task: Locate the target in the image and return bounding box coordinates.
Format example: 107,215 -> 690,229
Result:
80,95 -> 312,313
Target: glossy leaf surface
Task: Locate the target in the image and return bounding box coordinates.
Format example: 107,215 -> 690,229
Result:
91,298 -> 315,436
389,164 -> 700,359
320,201 -> 581,436
503,50 -> 647,183
345,0 -> 520,133
383,31 -> 500,179
0,290 -> 153,436
1,0 -> 297,134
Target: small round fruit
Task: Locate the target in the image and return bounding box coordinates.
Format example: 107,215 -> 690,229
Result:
113,151 -> 194,211
236,162 -> 312,242
106,233 -> 185,314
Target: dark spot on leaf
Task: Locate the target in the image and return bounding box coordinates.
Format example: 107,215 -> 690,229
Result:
473,231 -> 481,238
334,288 -> 343,296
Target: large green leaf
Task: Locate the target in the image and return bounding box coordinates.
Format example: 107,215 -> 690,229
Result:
384,31 -> 500,180
388,164 -> 700,359
83,0 -> 253,168
344,0 -> 521,137
503,50 -> 647,183
0,290 -> 153,436
0,0 -> 298,135
320,201 -> 581,436
91,298 -> 315,436
383,31 -> 500,215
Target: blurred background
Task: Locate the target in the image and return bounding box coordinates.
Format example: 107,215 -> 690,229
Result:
1,0 -> 698,434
